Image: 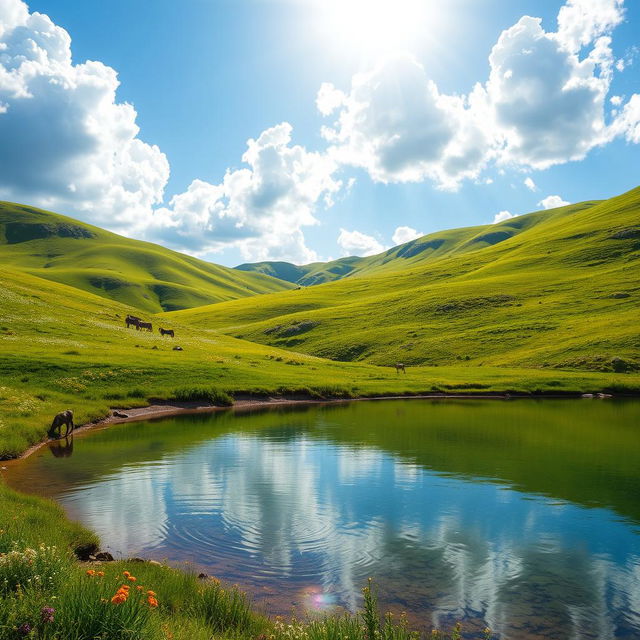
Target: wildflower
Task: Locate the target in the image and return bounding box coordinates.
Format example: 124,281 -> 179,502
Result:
17,623 -> 31,636
86,569 -> 96,576
147,590 -> 157,596
41,607 -> 55,624
147,595 -> 159,608
137,585 -> 144,591
111,593 -> 127,604
123,571 -> 131,577
127,575 -> 137,582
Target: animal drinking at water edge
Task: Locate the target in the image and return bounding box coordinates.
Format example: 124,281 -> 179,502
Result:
138,321 -> 153,332
48,409 -> 74,438
159,327 -> 175,338
395,363 -> 406,374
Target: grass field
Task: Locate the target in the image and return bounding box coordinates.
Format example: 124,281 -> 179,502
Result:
171,188 -> 640,371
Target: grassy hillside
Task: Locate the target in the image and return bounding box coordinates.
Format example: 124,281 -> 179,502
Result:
2,262 -> 634,459
0,202 -> 294,313
235,201 -> 599,286
170,188 -> 640,371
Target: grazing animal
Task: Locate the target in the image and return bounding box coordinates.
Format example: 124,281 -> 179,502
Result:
394,363 -> 406,374
159,327 -> 175,338
125,314 -> 141,330
138,321 -> 153,332
49,409 -> 74,438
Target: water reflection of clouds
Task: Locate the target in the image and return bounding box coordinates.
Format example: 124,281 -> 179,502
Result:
62,433 -> 640,639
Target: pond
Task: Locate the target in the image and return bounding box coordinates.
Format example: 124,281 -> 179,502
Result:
6,399 -> 640,639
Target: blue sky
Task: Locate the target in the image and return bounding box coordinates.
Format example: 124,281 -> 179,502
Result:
2,0 -> 639,265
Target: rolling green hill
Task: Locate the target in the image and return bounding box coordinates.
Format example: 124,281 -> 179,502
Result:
235,201 -> 599,286
169,187 -> 640,371
0,202 -> 294,313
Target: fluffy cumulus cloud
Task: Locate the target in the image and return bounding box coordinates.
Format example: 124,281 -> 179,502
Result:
392,225 -> 422,245
492,210 -> 516,224
524,177 -> 537,191
0,0 -> 169,230
337,228 -> 385,257
319,54 -> 491,189
148,123 -> 341,262
318,0 -> 638,190
538,195 -> 571,209
556,0 -> 624,52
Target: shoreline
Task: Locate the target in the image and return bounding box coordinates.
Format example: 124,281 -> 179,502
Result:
8,389 -> 620,462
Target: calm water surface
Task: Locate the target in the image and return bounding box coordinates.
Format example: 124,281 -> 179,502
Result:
7,399 -> 640,639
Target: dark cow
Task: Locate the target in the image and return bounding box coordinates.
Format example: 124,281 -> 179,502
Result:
159,327 -> 175,338
49,409 -> 74,438
138,321 -> 153,332
394,363 -> 406,374
125,315 -> 141,330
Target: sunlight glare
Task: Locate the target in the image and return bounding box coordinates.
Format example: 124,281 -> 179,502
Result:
320,0 -> 438,57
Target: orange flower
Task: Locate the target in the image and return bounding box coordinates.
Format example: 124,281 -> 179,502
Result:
86,569 -> 96,576
97,571 -> 105,577
123,571 -> 131,578
127,576 -> 137,582
147,590 -> 157,597
111,593 -> 127,604
137,585 -> 144,591
147,596 -> 159,608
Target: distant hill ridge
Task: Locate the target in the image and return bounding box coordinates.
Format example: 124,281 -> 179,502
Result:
235,200 -> 600,286
0,202 -> 294,313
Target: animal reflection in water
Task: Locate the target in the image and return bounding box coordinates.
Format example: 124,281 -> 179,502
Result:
50,436 -> 74,458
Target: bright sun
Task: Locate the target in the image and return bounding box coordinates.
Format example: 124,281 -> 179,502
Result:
318,0 -> 438,57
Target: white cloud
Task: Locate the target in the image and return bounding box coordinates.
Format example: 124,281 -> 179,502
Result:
556,0 -> 625,52
147,123 -> 341,263
392,226 -> 422,245
319,53 -> 490,189
318,0 -> 632,190
486,16 -> 612,170
492,210 -> 516,224
609,94 -> 640,143
337,228 -> 384,257
524,177 -> 537,191
316,82 -> 346,117
0,0 -> 169,231
610,95 -> 623,105
148,124 -> 340,263
538,195 -> 571,209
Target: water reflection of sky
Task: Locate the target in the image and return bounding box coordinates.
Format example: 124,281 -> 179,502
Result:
55,430 -> 640,639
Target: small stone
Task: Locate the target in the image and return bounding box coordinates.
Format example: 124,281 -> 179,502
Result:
95,551 -> 114,561
148,560 -> 162,566
198,573 -> 208,580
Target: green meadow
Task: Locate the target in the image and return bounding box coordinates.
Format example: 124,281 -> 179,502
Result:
0,188 -> 639,639
173,187 -> 640,371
